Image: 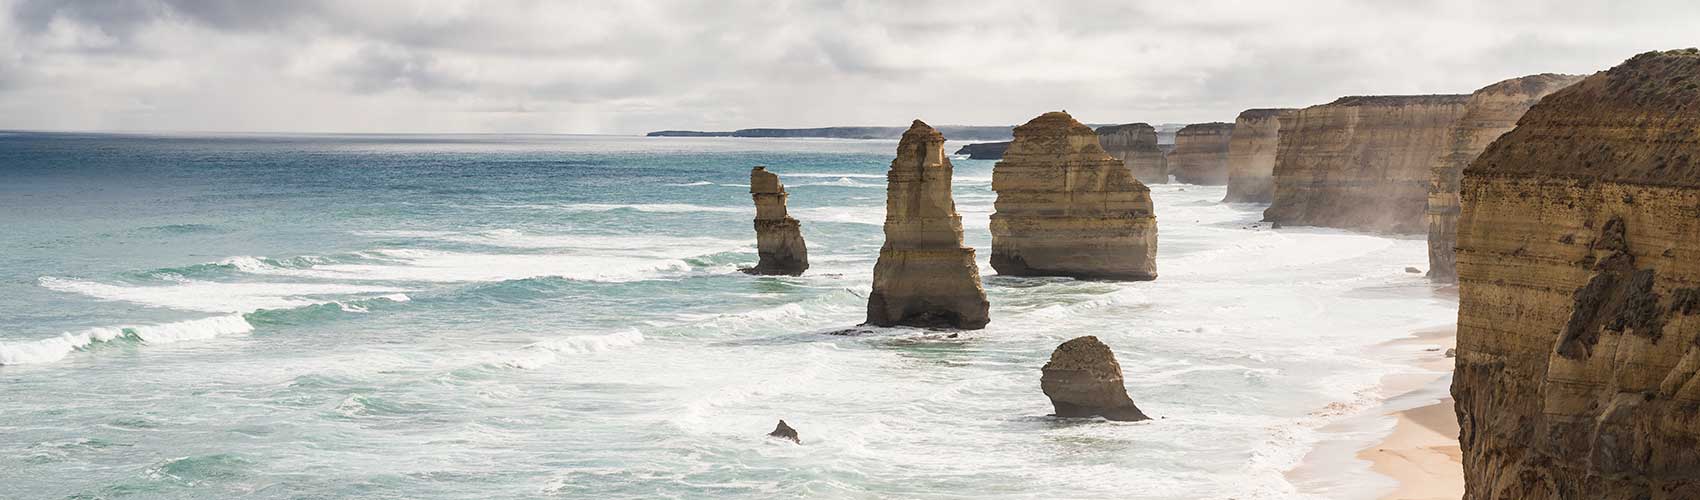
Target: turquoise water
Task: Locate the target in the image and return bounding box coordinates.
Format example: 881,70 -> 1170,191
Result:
0,132 -> 1455,499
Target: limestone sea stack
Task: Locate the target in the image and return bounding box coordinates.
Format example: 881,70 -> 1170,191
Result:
1452,49 -> 1700,499
1167,122 -> 1234,185
1222,109 -> 1296,202
1041,336 -> 1150,421
1096,123 -> 1169,184
742,166 -> 808,275
989,111 -> 1157,280
1263,94 -> 1470,232
865,120 -> 991,330
1424,73 -> 1583,283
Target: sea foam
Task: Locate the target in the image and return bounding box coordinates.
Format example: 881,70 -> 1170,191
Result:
0,315 -> 253,365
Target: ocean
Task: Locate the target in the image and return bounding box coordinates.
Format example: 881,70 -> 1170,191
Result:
0,132 -> 1456,499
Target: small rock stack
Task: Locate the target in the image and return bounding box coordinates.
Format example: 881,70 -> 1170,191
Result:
743,166 -> 808,276
1041,336 -> 1150,421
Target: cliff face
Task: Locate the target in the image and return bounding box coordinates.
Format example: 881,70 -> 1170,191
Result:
1096,123 -> 1169,184
1452,49 -> 1700,500
990,111 -> 1157,280
1425,74 -> 1583,282
743,166 -> 809,275
1263,94 -> 1470,233
1222,109 -> 1295,202
1167,122 -> 1234,185
866,120 -> 991,330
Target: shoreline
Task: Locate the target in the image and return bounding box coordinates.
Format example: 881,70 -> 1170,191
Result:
1287,324 -> 1463,499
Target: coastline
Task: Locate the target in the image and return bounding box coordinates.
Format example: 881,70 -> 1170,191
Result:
1287,323 -> 1463,499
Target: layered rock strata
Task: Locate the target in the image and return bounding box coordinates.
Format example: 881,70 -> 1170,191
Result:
989,111 -> 1157,280
1096,123 -> 1169,184
1041,336 -> 1150,421
1167,122 -> 1234,184
1222,109 -> 1296,202
866,120 -> 991,330
1452,49 -> 1700,499
741,166 -> 809,275
1425,74 -> 1583,282
1263,94 -> 1471,232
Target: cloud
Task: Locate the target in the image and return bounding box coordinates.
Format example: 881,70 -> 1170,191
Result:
0,0 -> 1696,134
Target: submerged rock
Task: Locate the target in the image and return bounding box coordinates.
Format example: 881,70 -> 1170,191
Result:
865,120 -> 991,330
1453,49 -> 1700,499
741,166 -> 809,276
1096,123 -> 1169,185
1424,73 -> 1583,283
1264,94 -> 1471,233
1223,109 -> 1296,202
1168,122 -> 1234,185
990,111 -> 1158,281
1041,336 -> 1149,421
767,419 -> 800,443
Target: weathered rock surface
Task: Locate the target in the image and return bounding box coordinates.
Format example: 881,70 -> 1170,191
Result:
1041,336 -> 1150,421
866,120 -> 991,330
1452,49 -> 1700,500
989,111 -> 1157,280
1425,74 -> 1583,283
767,419 -> 800,443
954,141 -> 1010,160
1167,122 -> 1234,185
741,166 -> 809,276
1096,123 -> 1169,184
1263,94 -> 1471,233
1223,109 -> 1296,202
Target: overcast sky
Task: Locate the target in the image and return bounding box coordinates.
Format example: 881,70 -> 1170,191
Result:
0,0 -> 1695,135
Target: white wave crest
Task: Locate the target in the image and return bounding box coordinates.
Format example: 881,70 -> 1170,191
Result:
38,277 -> 403,313
0,315 -> 252,366
500,329 -> 645,369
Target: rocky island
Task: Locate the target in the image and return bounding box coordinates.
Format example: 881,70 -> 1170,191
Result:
1096,123 -> 1169,184
989,111 -> 1157,281
865,120 -> 991,330
1263,94 -> 1470,233
1222,109 -> 1295,202
741,166 -> 809,276
1041,336 -> 1150,421
953,141 -> 1010,159
1424,73 -> 1583,282
1167,122 -> 1234,185
1452,49 -> 1700,499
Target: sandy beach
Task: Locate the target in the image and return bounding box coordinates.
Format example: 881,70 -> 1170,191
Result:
1361,327 -> 1463,499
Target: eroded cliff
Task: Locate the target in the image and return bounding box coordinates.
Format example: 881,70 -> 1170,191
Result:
1167,122 -> 1233,185
866,120 -> 991,329
1223,109 -> 1295,202
1452,49 -> 1700,499
1425,74 -> 1583,282
1096,123 -> 1169,184
990,111 -> 1157,280
1263,94 -> 1470,233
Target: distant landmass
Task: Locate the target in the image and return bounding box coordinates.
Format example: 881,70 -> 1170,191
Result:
647,126 -> 1016,141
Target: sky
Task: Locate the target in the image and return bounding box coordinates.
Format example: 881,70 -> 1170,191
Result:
0,0 -> 1696,135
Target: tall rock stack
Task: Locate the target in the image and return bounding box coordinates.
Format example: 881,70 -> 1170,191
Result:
865,120 -> 991,330
1452,49 -> 1700,499
1167,122 -> 1234,185
1095,123 -> 1169,184
1263,94 -> 1470,233
1222,109 -> 1296,202
1424,74 -> 1583,283
743,166 -> 809,276
989,111 -> 1158,281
